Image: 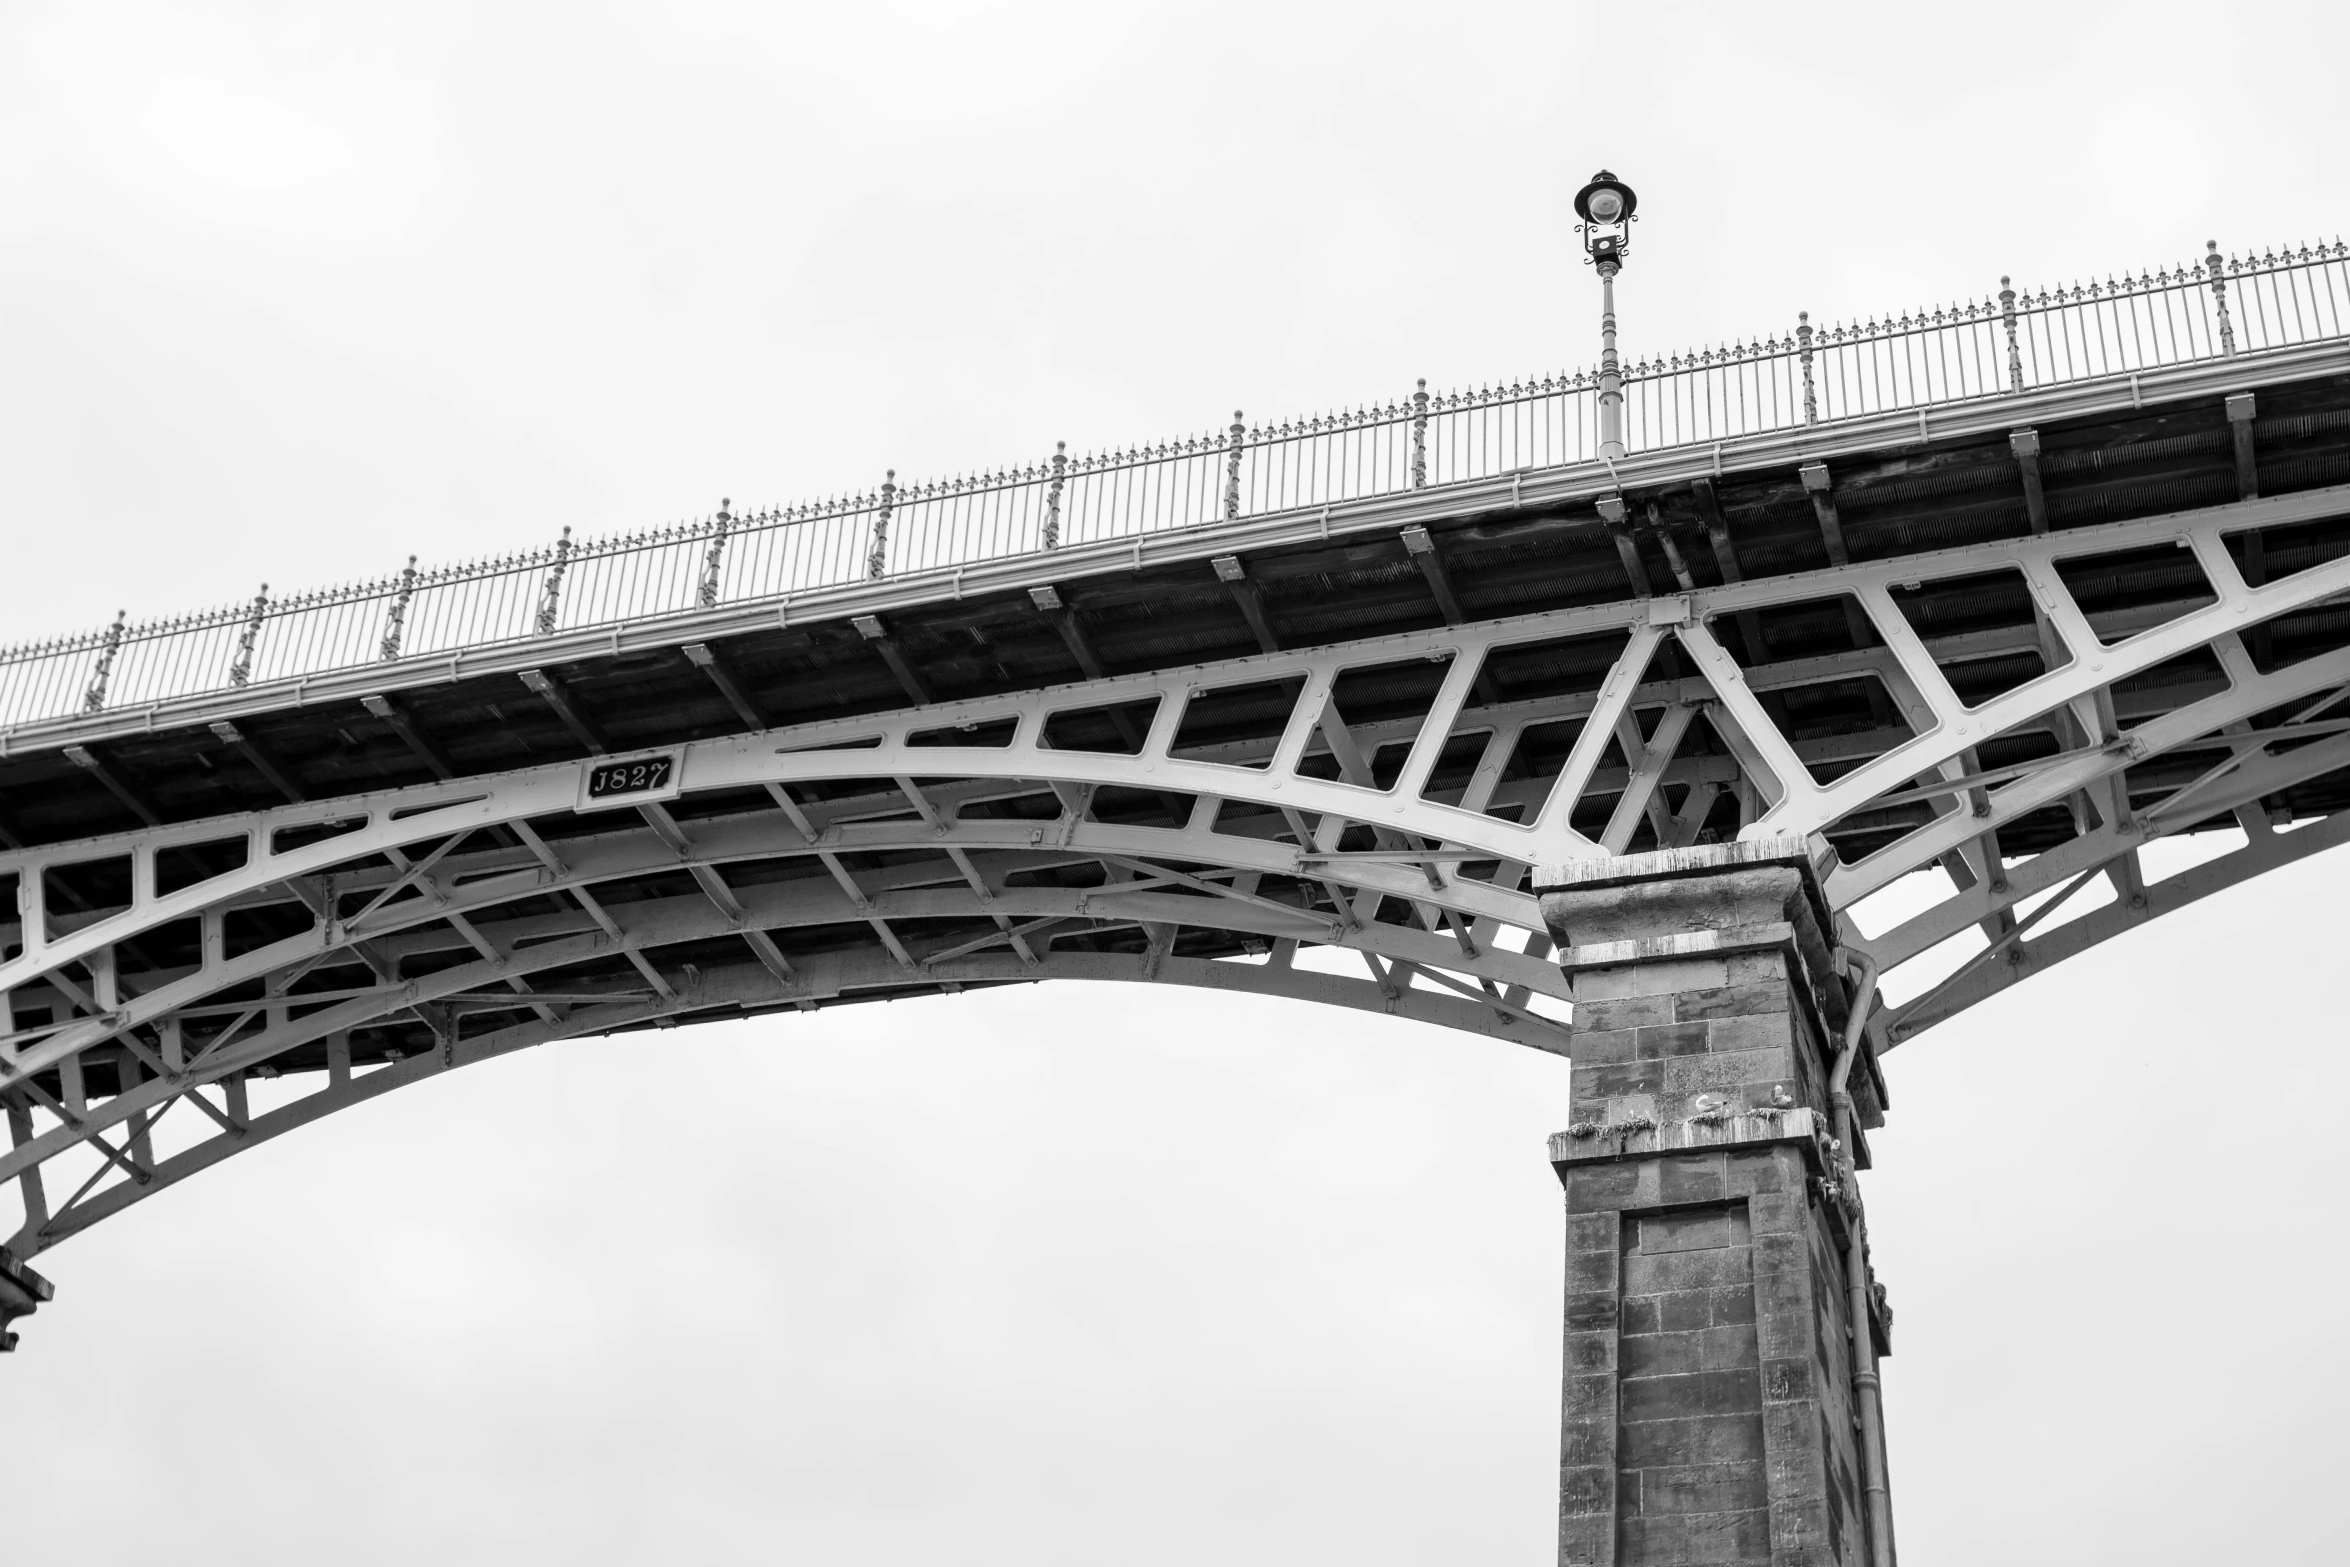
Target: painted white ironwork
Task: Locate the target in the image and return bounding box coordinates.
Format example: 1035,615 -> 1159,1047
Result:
6,469 -> 2350,1260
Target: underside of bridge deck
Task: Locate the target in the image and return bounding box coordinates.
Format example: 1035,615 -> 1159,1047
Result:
4,346 -> 2350,1561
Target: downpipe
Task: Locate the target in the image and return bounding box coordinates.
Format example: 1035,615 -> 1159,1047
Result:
1831,947 -> 1896,1567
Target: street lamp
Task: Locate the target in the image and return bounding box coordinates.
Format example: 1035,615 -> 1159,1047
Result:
1574,170 -> 1639,461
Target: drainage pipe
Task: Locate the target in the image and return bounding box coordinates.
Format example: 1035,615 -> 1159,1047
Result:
1830,947 -> 1895,1567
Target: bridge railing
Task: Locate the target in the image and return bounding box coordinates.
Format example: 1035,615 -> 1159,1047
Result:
3,238 -> 2344,733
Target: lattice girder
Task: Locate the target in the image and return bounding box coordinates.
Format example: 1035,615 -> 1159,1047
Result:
7,477 -> 2350,1261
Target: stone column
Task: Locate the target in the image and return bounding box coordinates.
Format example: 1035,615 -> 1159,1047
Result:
1538,843 -> 1892,1567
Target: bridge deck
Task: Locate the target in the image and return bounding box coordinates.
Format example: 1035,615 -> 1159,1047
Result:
3,287 -> 2350,1270
3,362 -> 2346,843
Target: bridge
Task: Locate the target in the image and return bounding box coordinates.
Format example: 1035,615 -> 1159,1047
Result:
3,220 -> 2347,1565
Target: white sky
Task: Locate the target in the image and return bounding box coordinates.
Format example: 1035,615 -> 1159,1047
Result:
3,3 -> 2347,1563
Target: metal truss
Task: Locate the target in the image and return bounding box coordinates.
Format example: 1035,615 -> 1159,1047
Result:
22,944 -> 1548,1253
6,478 -> 2350,1262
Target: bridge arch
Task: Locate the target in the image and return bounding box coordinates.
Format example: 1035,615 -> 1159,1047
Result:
3,309 -> 2349,1401
12,465 -> 2350,1267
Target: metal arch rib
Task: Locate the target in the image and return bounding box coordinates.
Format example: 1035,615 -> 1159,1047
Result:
0,807 -> 1563,1091
12,947 -> 1562,1258
1881,809 -> 2350,1042
7,475 -> 2350,1187
0,848 -> 1571,1196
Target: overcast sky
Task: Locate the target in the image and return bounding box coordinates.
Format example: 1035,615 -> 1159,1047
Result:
4,3 -> 2348,1563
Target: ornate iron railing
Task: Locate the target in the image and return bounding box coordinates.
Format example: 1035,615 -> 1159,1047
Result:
4,238 -> 2345,731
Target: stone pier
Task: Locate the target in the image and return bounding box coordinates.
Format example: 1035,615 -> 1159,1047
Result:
1538,843 -> 1893,1567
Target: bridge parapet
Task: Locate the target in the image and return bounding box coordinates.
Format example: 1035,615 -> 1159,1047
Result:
3,238 -> 2342,738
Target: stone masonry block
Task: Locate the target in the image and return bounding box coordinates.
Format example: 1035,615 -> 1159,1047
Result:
1655,1290 -> 1715,1334
1569,955 -> 1733,1001
1705,1010 -> 1793,1055
1569,1213 -> 1621,1254
1748,1231 -> 1806,1280
1625,1249 -> 1750,1296
1560,1418 -> 1611,1467
1745,1192 -> 1805,1236
1577,993 -> 1677,1031
1722,1152 -> 1789,1196
1760,1357 -> 1817,1406
1692,1324 -> 1760,1373
1557,1512 -> 1609,1567
1657,1154 -> 1729,1206
1722,949 -> 1792,986
1621,1331 -> 1706,1380
1564,1291 -> 1621,1334
1617,1413 -> 1768,1469
1751,1275 -> 1813,1339
1618,1368 -> 1765,1425
1615,1508 -> 1773,1564
1558,1463 -> 1613,1516
1568,1163 -> 1641,1212
1540,862 -> 1807,944
1764,1405 -> 1833,1504
1754,1304 -> 1815,1363
1564,1329 -> 1617,1375
1664,1049 -> 1788,1094
1629,956 -> 1733,995
1579,1061 -> 1667,1102
1676,980 -> 1788,1020
1636,1207 -> 1738,1254
1630,1021 -> 1714,1059
1620,1321 -> 1757,1383
1563,1371 -> 1619,1421
1637,1461 -> 1769,1518
1600,1093 -> 1660,1131
1580,1249 -> 1622,1296
1769,1495 -> 1834,1567
1572,1027 -> 1639,1065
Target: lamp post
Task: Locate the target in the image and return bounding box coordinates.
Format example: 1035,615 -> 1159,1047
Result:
1574,170 -> 1639,462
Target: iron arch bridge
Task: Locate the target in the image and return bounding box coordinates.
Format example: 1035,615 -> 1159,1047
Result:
3,242 -> 2350,1346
